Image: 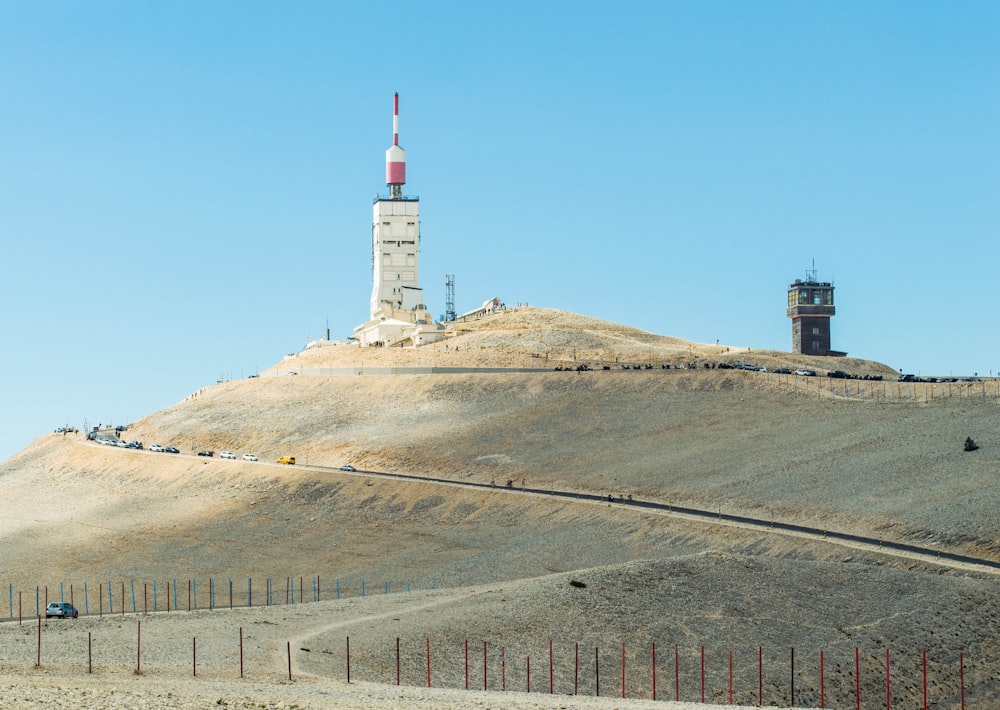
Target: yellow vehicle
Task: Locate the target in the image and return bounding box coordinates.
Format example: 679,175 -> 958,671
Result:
277,456 -> 296,465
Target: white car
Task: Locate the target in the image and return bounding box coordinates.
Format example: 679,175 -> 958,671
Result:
149,444 -> 165,452
339,464 -> 357,472
220,451 -> 236,459
242,453 -> 258,462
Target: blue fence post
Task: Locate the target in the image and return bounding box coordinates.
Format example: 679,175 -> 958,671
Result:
228,578 -> 232,608
84,581 -> 89,615
210,578 -> 215,610
131,581 -> 137,612
268,578 -> 272,606
108,581 -> 113,614
153,580 -> 157,612
385,582 -> 389,594
60,582 -> 64,603
336,579 -> 340,600
313,576 -> 317,602
361,579 -> 365,597
407,582 -> 411,593
291,577 -> 295,605
9,583 -> 12,618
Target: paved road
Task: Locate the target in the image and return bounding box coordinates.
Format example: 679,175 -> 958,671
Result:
91,441 -> 1000,576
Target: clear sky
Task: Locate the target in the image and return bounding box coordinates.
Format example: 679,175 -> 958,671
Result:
1,2 -> 998,462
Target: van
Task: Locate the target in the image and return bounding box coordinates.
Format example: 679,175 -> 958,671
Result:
278,456 -> 296,465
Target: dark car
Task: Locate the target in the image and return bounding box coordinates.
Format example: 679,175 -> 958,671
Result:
827,370 -> 850,379
773,368 -> 792,374
197,450 -> 214,457
164,446 -> 180,454
46,602 -> 79,619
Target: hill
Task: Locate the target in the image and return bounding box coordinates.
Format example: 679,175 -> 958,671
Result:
1,307 -> 997,707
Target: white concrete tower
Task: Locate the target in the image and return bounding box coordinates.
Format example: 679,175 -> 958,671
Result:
355,93 -> 442,347
370,92 -> 423,318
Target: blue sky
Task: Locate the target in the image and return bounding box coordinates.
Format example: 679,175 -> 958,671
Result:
1,2 -> 998,461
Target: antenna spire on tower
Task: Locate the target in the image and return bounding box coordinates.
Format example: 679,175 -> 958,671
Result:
386,92 -> 406,199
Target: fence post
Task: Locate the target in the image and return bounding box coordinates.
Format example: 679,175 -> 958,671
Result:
484,640 -> 488,691
396,637 -> 401,685
84,581 -> 89,616
676,644 -> 680,702
346,636 -> 351,683
193,637 -> 197,676
702,645 -> 706,704
36,614 -> 41,667
137,620 -> 141,673
426,637 -> 431,688
759,646 -> 763,707
855,647 -> 860,710
465,638 -> 469,690
652,642 -> 657,701
885,648 -> 890,710
791,647 -> 797,706
595,646 -> 600,697
550,639 -> 554,694
820,649 -> 824,708
240,626 -> 244,678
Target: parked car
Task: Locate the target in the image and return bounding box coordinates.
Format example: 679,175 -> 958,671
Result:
149,444 -> 165,452
277,456 -> 296,465
197,450 -> 214,457
773,368 -> 792,374
794,369 -> 816,376
45,602 -> 78,619
220,451 -> 236,459
339,464 -> 357,472
898,373 -> 917,382
164,446 -> 180,454
242,453 -> 258,462
827,370 -> 850,379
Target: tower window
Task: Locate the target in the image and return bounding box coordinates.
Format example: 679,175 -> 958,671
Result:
812,327 -> 820,335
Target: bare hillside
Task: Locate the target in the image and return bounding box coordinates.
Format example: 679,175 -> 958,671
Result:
1,307 -> 997,707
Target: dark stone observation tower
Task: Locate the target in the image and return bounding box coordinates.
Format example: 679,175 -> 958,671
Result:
786,267 -> 845,357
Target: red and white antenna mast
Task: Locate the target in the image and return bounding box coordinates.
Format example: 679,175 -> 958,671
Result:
385,92 -> 406,199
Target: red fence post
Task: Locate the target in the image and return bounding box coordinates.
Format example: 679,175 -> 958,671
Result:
885,648 -> 890,710
286,640 -> 291,680
959,652 -> 965,710
652,642 -> 657,701
922,649 -> 927,710
596,646 -> 600,697
701,645 -> 706,704
855,647 -> 860,710
240,627 -> 244,678
790,647 -> 795,707
759,646 -> 763,708
484,640 -> 488,691
465,638 -> 469,690
820,649 -> 824,709
347,636 -> 351,683
137,620 -> 141,673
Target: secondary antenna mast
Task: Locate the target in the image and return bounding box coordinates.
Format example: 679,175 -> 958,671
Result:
444,275 -> 456,322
